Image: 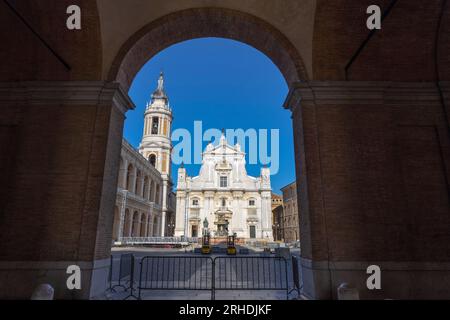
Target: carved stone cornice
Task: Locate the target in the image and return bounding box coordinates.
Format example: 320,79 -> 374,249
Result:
284,81 -> 443,112
0,81 -> 135,114
232,190 -> 244,198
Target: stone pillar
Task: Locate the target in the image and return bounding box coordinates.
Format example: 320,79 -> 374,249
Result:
144,179 -> 150,200
285,81 -> 450,300
118,158 -> 128,189
130,166 -> 137,194
0,81 -> 134,299
160,179 -> 168,236
160,211 -> 166,237
205,192 -> 214,235
174,191 -> 186,237
259,191 -> 272,240
148,206 -> 154,236
155,216 -> 161,236
231,191 -> 243,236
138,175 -> 145,198
118,190 -> 127,241
127,211 -> 133,237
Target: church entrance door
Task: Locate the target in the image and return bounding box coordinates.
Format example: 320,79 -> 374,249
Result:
249,226 -> 256,239
192,225 -> 198,237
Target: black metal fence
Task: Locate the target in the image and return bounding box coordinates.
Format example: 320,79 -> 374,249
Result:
138,256 -> 214,299
213,256 -> 288,299
137,256 -> 289,300
289,255 -> 302,295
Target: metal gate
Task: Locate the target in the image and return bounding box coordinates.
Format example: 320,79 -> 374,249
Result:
138,256 -> 214,299
136,255 -> 289,300
213,256 -> 288,300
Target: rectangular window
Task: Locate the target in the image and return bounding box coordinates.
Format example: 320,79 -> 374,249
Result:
192,199 -> 199,206
249,199 -> 255,206
220,176 -> 228,188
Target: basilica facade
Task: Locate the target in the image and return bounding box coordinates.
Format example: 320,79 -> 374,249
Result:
175,134 -> 273,240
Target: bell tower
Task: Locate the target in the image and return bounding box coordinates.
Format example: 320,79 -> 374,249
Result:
139,72 -> 173,235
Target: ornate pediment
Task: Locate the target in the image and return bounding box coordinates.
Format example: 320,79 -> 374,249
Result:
215,159 -> 232,171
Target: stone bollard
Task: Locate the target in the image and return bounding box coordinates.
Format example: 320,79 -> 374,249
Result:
31,284 -> 55,300
337,283 -> 360,300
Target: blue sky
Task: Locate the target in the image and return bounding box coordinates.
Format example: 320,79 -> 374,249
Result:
126,37 -> 295,194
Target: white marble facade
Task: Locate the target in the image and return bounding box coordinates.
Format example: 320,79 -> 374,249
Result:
175,134 -> 273,240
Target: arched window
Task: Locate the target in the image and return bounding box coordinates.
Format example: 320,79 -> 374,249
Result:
149,154 -> 156,167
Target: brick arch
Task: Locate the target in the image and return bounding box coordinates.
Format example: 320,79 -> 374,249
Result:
107,7 -> 308,91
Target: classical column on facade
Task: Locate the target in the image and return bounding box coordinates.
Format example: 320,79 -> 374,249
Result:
118,189 -> 128,241
203,191 -> 214,236
155,216 -> 161,237
130,166 -> 137,194
126,210 -> 133,237
174,192 -> 184,237
231,191 -> 243,236
175,166 -> 187,237
149,205 -> 155,236
119,158 -> 128,189
241,196 -> 249,238
260,191 -> 273,240
144,178 -> 150,200
138,175 -> 145,198
142,213 -> 147,237
260,166 -> 273,240
160,180 -> 168,236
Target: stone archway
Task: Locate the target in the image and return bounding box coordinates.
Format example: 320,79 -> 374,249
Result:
104,6 -> 450,301
105,6 -> 313,297
107,7 -> 308,92
1,1 -> 449,300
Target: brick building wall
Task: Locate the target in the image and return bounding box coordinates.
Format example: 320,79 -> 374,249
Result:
281,182 -> 300,243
